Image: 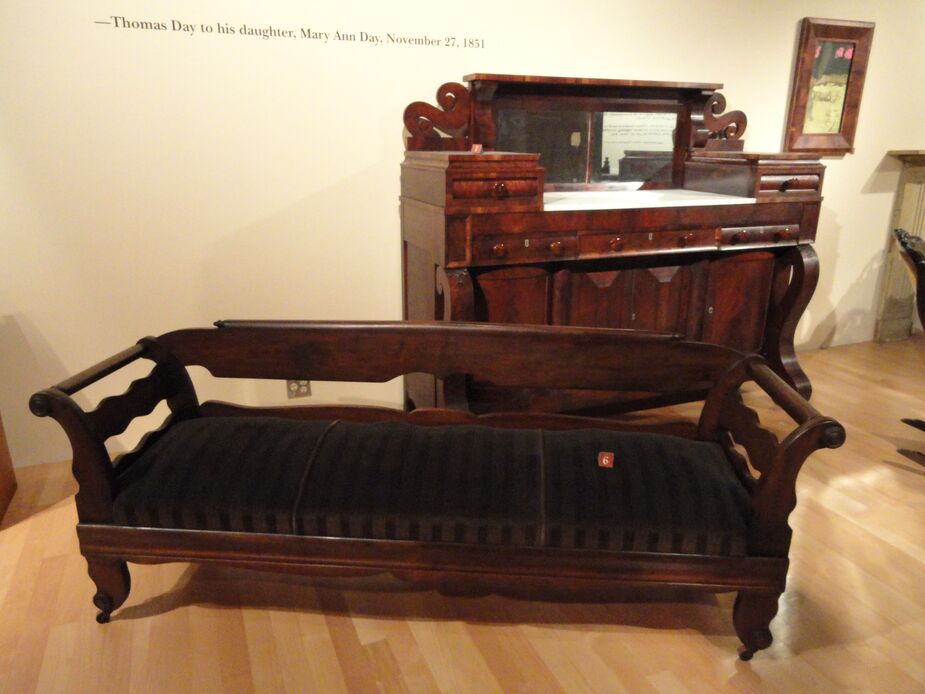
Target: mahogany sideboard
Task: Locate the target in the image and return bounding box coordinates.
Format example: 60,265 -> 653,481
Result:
401,74 -> 825,414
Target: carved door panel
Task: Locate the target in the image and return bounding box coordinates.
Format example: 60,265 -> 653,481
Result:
553,262 -> 706,337
551,267 -> 635,328
473,265 -> 552,324
702,251 -> 775,352
630,264 -> 705,336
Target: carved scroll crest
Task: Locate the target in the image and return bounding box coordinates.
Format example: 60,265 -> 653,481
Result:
704,93 -> 747,140
692,93 -> 748,148
403,82 -> 471,151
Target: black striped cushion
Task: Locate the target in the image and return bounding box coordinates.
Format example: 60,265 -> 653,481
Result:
294,421 -> 542,545
112,417 -> 750,556
542,430 -> 750,556
113,417 -> 331,533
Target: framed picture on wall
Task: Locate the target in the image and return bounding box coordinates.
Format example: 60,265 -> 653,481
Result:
784,18 -> 875,155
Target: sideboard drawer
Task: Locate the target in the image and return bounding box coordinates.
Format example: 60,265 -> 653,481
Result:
685,152 -> 824,203
719,225 -> 799,248
473,233 -> 578,264
450,176 -> 539,202
580,228 -> 719,257
758,174 -> 821,195
402,151 -> 544,213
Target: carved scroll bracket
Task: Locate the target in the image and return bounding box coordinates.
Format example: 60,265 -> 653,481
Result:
404,82 -> 471,151
692,93 -> 748,149
704,93 -> 747,140
764,245 -> 818,398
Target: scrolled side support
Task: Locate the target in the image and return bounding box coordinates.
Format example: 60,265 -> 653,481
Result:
764,245 -> 819,399
749,415 -> 845,556
437,267 -> 475,321
30,388 -> 116,523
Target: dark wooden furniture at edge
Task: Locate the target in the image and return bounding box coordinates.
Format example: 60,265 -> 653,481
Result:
894,229 -> 925,329
893,228 -> 925,440
0,412 -> 17,521
30,320 -> 845,659
401,74 -> 825,415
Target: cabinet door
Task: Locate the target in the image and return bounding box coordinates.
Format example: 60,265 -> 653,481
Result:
552,267 -> 635,328
702,251 -> 775,352
553,262 -> 705,337
630,264 -> 704,335
473,265 -> 551,324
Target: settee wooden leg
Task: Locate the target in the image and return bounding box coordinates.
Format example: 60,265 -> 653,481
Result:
86,557 -> 131,624
733,590 -> 779,660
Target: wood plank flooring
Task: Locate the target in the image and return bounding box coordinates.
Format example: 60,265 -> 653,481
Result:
2,337 -> 925,693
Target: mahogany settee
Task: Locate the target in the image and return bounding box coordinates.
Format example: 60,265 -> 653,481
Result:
30,320 -> 844,659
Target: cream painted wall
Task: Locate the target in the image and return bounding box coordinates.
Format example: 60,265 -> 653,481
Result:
2,0 -> 923,467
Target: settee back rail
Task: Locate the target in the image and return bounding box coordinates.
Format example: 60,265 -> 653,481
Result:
158,320 -> 739,393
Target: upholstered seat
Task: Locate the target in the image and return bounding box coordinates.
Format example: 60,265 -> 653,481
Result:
113,417 -> 332,534
114,417 -> 751,556
542,429 -> 750,555
294,421 -> 543,545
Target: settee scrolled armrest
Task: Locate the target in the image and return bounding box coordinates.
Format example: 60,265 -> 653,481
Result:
699,353 -> 845,556
747,361 -> 845,448
39,344 -> 149,398
29,337 -> 199,523
749,414 -> 844,555
699,354 -> 845,446
30,386 -> 117,523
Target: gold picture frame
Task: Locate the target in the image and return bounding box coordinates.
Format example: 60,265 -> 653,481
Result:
784,18 -> 874,155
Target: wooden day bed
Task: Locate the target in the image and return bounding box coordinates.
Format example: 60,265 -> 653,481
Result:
29,320 -> 844,659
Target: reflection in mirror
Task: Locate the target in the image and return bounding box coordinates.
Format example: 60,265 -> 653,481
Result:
804,40 -> 854,134
495,107 -> 679,187
599,112 -> 677,183
495,109 -> 590,184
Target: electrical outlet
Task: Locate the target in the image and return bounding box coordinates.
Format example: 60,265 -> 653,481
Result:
286,380 -> 311,399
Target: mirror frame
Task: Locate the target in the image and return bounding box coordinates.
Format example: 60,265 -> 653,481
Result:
784,17 -> 875,155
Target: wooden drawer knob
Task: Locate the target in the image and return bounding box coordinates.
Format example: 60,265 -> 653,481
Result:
492,181 -> 508,198
548,241 -> 564,255
773,228 -> 792,242
779,178 -> 796,192
677,233 -> 695,248
729,232 -> 745,245
609,237 -> 624,251
491,243 -> 507,258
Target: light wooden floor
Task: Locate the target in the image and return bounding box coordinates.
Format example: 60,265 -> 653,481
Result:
2,337 -> 925,693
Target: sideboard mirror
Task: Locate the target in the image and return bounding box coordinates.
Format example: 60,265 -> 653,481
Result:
402,74 -> 752,193
495,108 -> 679,187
